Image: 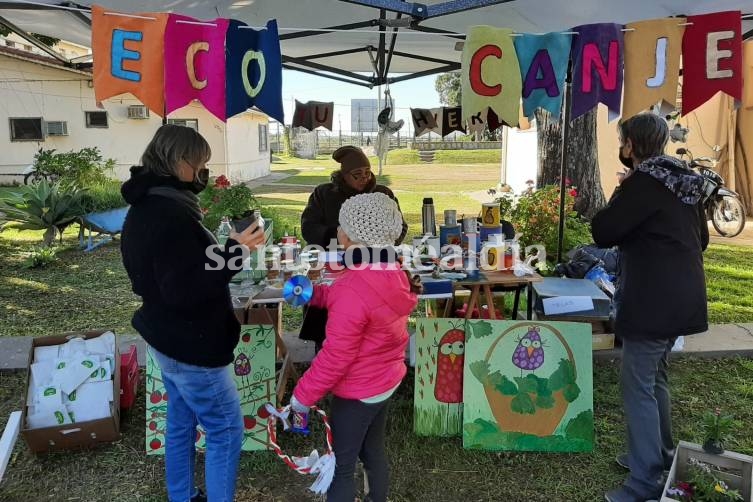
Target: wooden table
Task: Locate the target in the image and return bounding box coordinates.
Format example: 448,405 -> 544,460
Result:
455,271 -> 543,320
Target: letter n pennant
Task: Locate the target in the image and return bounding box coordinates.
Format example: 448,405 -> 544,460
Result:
571,23 -> 624,121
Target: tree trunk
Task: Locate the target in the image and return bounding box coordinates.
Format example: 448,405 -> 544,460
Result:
283,126 -> 294,157
534,108 -> 607,220
43,226 -> 57,247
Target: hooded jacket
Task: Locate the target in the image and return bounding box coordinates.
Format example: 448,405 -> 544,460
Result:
293,254 -> 418,405
120,167 -> 245,367
592,155 -> 709,339
300,171 -> 408,247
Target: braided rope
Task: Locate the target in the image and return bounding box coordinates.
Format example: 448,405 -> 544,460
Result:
266,404 -> 334,475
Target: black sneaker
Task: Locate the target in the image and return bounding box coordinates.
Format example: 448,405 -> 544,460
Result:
191,489 -> 207,502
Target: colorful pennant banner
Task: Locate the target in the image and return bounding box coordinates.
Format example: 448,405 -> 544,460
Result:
292,100 -> 334,131
622,18 -> 685,120
681,11 -> 743,116
570,23 -> 624,121
164,14 -> 229,121
410,108 -> 438,137
91,5 -> 168,116
461,26 -> 523,129
514,32 -> 572,119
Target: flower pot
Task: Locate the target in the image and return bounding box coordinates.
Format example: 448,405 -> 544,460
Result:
702,439 -> 725,455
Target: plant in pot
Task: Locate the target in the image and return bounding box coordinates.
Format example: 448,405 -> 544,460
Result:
702,408 -> 735,455
198,175 -> 259,233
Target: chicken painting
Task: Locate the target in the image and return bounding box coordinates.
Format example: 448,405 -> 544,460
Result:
434,328 -> 465,403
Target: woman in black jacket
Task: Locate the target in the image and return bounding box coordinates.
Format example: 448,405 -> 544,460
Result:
593,114 -> 708,502
299,146 -> 408,351
121,124 -> 265,502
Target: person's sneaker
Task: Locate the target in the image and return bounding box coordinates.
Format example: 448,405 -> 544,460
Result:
604,486 -> 644,502
616,453 -> 630,470
190,489 -> 207,502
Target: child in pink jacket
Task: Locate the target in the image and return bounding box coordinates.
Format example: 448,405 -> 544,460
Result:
291,192 -> 420,502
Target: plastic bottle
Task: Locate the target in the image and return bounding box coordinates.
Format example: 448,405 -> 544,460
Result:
216,216 -> 232,246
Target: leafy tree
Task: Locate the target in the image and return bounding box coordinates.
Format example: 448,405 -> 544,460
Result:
435,71 -> 461,107
0,26 -> 60,47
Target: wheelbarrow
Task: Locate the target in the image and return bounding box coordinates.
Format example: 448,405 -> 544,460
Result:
78,206 -> 129,252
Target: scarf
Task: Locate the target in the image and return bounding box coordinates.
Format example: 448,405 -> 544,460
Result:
147,186 -> 203,220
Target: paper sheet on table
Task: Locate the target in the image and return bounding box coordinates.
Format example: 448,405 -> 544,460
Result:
542,296 -> 594,315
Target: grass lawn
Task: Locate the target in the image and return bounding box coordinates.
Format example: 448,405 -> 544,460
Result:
2,358 -> 753,501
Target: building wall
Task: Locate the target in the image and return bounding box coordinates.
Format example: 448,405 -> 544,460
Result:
226,110 -> 271,182
0,34 -> 90,59
0,53 -> 269,183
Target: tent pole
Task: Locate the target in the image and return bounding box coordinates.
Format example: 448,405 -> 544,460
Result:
556,75 -> 572,264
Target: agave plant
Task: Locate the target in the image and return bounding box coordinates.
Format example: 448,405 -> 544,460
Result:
0,180 -> 86,245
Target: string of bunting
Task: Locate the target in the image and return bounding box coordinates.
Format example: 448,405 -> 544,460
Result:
264,403 -> 336,495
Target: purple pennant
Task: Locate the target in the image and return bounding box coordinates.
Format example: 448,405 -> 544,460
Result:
571,23 -> 624,121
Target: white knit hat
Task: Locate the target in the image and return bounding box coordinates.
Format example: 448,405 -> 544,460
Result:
339,192 -> 403,247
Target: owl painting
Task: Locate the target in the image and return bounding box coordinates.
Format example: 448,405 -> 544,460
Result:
512,326 -> 545,374
234,353 -> 252,398
434,329 -> 465,403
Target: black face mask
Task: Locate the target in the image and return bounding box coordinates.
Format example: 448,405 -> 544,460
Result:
618,149 -> 633,169
185,168 -> 209,194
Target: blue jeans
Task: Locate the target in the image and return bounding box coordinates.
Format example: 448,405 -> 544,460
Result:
620,337 -> 677,498
150,347 -> 243,502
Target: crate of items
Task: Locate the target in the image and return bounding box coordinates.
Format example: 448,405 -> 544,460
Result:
21,330 -> 121,453
661,440 -> 752,501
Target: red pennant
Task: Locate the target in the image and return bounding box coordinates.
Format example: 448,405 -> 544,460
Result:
681,11 -> 742,116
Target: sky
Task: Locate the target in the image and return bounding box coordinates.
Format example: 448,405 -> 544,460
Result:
279,69 -> 443,137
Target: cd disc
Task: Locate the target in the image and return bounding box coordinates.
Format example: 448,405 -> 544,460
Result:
283,275 -> 313,307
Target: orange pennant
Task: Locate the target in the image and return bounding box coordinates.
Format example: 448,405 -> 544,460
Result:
91,5 -> 168,116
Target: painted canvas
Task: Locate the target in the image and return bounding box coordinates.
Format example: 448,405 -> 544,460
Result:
414,318 -> 466,436
463,320 -> 593,452
146,325 -> 276,454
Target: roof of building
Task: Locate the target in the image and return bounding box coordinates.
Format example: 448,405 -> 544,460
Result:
0,44 -> 91,76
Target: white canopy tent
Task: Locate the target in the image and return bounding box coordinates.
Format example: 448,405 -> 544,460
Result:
0,0 -> 751,86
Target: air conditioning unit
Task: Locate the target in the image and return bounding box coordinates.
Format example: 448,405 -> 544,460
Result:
127,105 -> 150,119
45,121 -> 69,136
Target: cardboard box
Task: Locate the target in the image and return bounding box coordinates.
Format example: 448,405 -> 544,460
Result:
119,344 -> 139,410
21,330 -> 121,453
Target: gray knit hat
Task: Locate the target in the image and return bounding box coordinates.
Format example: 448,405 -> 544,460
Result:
338,192 -> 402,247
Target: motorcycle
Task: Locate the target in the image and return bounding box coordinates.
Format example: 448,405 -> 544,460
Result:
676,148 -> 746,238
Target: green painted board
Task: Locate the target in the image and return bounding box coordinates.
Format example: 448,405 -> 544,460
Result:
146,325 -> 276,454
413,318 -> 466,436
463,320 -> 593,452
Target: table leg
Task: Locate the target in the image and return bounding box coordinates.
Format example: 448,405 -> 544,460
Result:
465,286 -> 481,320
483,286 -> 497,320
527,284 -> 533,320
442,297 -> 454,318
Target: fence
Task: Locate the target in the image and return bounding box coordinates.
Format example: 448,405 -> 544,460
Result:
269,129 -> 501,157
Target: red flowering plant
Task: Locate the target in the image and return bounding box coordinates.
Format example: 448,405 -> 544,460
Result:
491,179 -> 591,269
198,175 -> 257,231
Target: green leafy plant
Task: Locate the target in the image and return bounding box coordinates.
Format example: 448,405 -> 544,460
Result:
499,182 -> 592,264
0,180 -> 86,245
668,458 -> 744,501
198,175 -> 258,231
22,246 -> 58,269
33,147 -> 116,187
702,408 -> 735,453
81,179 -> 127,213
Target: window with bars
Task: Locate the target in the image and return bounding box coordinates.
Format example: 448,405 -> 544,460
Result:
167,118 -> 199,132
85,111 -> 108,128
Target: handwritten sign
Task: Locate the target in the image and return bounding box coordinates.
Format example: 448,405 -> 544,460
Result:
542,296 -> 594,315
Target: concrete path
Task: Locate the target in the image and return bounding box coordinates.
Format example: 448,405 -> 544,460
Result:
1,324 -> 752,371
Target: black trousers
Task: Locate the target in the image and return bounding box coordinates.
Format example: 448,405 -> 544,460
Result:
327,396 -> 390,502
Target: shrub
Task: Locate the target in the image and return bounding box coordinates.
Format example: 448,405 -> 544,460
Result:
33,147 -> 116,187
0,180 -> 86,246
81,179 -> 126,213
